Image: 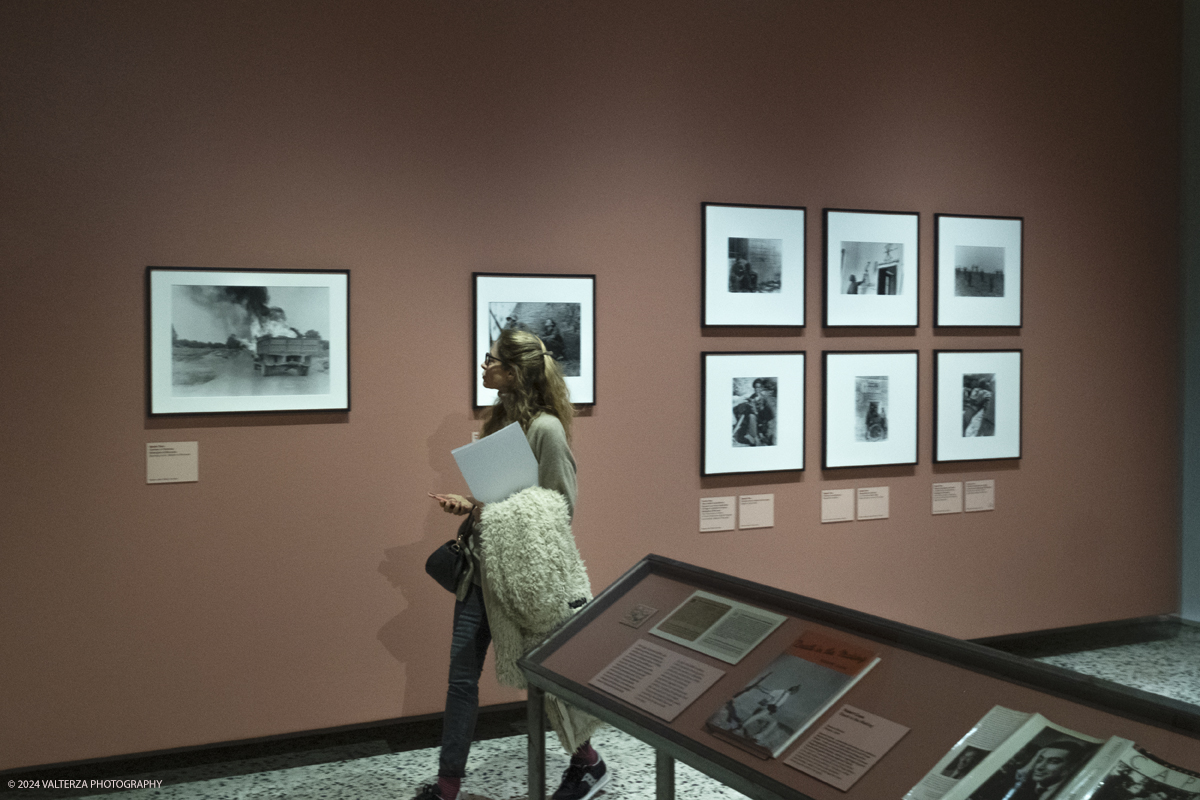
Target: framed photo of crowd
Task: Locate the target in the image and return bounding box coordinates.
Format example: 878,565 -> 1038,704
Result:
822,350 -> 918,468
823,209 -> 919,327
702,351 -> 806,476
702,203 -> 806,327
473,273 -> 596,408
934,349 -> 1022,462
935,214 -> 1023,327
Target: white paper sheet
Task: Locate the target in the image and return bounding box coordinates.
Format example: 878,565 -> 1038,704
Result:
450,422 -> 538,504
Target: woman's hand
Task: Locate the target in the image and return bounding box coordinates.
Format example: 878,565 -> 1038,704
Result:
428,492 -> 478,516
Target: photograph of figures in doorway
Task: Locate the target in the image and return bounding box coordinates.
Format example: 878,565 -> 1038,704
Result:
840,241 -> 903,296
727,237 -> 783,294
731,377 -> 777,447
487,301 -> 581,376
855,376 -> 888,442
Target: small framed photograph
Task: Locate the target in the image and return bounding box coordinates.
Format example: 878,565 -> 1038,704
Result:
934,350 -> 1022,462
702,202 -> 806,327
147,267 -> 350,416
935,214 -> 1023,327
474,273 -> 595,407
823,209 -> 919,327
702,351 -> 805,476
822,351 -> 918,469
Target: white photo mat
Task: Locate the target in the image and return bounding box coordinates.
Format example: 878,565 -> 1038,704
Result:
935,214 -> 1023,327
823,351 -> 918,468
473,273 -> 595,407
703,203 -> 806,327
824,209 -> 919,327
703,352 -> 805,476
147,268 -> 350,415
934,350 -> 1022,462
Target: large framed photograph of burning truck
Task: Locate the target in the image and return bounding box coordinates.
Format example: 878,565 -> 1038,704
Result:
473,273 -> 595,408
147,267 -> 350,415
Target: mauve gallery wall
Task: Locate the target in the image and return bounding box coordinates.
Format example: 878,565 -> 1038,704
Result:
0,0 -> 1182,771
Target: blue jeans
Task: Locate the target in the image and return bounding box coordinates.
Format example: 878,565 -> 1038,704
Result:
439,583 -> 492,778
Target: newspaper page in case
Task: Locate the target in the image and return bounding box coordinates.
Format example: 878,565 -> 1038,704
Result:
935,713 -> 1108,800
649,590 -> 786,665
904,706 -> 1033,800
1059,743 -> 1200,800
705,630 -> 881,759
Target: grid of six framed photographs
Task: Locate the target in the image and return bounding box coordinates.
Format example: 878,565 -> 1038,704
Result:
700,204 -> 1023,476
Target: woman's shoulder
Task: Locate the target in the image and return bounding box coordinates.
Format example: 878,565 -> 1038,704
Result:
527,412 -> 566,438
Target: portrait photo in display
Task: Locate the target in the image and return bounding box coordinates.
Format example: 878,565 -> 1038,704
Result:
934,350 -> 1022,462
824,209 -> 919,327
823,351 -> 918,468
703,352 -> 805,476
703,203 -> 805,327
473,273 -> 595,407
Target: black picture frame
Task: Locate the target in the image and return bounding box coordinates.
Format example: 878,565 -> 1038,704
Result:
702,202 -> 806,327
933,349 -> 1023,462
934,214 -> 1023,327
473,272 -> 596,408
823,208 -> 919,327
702,351 -> 806,476
822,350 -> 919,468
146,267 -> 350,416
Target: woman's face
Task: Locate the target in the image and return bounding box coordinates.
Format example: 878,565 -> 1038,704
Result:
482,343 -> 514,392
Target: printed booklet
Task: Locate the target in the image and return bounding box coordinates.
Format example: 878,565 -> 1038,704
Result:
904,705 -> 1199,800
705,629 -> 880,759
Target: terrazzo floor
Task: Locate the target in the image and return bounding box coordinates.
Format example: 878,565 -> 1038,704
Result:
9,628 -> 1198,800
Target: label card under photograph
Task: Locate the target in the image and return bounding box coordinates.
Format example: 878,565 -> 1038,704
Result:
965,480 -> 995,512
932,482 -> 964,515
739,494 -> 774,529
822,489 -> 855,523
589,639 -> 725,722
785,705 -> 910,791
700,496 -> 737,532
856,487 -> 889,520
147,442 -> 198,484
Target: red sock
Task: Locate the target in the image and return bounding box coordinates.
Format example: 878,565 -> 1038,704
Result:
572,741 -> 599,766
437,776 -> 461,800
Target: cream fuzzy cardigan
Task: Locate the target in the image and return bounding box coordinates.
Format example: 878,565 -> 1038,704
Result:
478,485 -> 602,752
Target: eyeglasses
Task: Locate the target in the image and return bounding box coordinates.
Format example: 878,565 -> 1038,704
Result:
483,353 -> 502,367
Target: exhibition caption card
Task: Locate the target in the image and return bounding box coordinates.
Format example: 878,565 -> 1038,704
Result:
146,442 -> 198,484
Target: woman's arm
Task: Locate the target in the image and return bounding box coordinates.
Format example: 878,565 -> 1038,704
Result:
527,414 -> 577,518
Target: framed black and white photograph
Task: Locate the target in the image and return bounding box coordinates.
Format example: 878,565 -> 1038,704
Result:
474,273 -> 595,407
823,209 -> 919,327
702,203 -> 806,327
935,214 -> 1023,327
934,350 -> 1022,462
822,351 -> 918,468
702,351 -> 805,476
147,267 -> 350,416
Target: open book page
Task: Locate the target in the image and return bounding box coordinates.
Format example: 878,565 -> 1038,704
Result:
1065,744 -> 1200,800
705,630 -> 880,759
649,590 -> 786,665
904,706 -> 1034,800
939,713 -> 1107,800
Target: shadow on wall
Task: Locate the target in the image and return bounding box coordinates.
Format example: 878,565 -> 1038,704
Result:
376,412 -> 476,713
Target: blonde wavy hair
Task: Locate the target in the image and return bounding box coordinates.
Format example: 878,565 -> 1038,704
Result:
481,328 -> 574,441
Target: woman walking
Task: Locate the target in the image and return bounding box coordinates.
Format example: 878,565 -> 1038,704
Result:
417,328 -> 607,800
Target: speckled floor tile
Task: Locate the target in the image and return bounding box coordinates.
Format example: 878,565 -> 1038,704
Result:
1035,625 -> 1200,707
